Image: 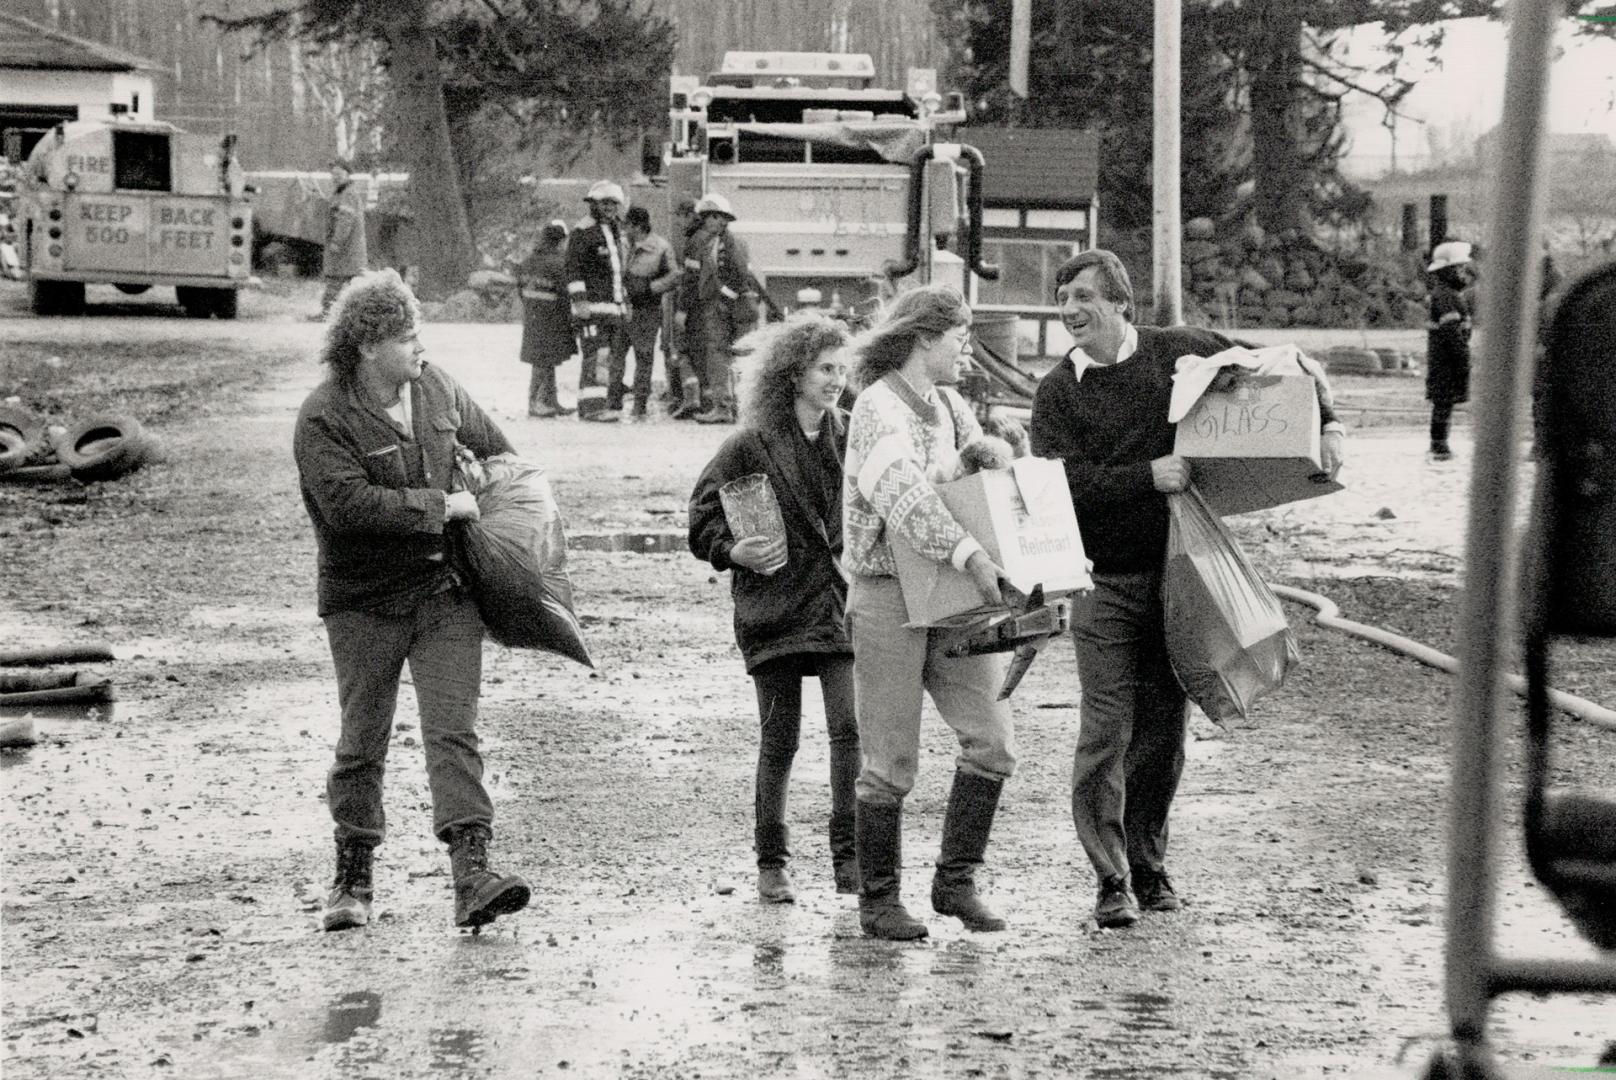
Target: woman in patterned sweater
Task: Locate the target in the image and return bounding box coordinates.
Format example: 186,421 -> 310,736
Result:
842,285 -> 1017,940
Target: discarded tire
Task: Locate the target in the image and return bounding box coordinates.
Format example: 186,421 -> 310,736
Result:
51,414 -> 154,482
0,405 -> 46,473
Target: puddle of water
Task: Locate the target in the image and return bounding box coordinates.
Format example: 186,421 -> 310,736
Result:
320,990 -> 382,1045
568,531 -> 685,553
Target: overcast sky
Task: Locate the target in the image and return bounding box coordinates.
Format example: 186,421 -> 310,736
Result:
1337,16 -> 1616,177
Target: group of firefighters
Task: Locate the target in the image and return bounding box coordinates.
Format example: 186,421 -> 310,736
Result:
512,179 -> 758,425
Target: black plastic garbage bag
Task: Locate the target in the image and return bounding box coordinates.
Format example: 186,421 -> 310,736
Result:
1163,486 -> 1297,725
456,453 -> 593,667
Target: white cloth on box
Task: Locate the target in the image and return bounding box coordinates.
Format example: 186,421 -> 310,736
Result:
1167,343 -> 1324,423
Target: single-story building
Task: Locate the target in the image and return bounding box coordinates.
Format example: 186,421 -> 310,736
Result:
962,125 -> 1100,361
0,13 -> 161,163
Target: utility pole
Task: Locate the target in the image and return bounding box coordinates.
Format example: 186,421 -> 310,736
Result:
1153,0 -> 1182,325
1009,0 -> 1031,99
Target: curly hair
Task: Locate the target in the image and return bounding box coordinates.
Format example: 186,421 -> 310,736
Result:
735,311 -> 851,432
849,284 -> 969,390
319,268 -> 421,387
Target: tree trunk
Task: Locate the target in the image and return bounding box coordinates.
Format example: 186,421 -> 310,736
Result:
1245,0 -> 1307,236
381,0 -> 475,298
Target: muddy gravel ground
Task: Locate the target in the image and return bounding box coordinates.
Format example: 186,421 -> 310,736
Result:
2,285 -> 1613,1079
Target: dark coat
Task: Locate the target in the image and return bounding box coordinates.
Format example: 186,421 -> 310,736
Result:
688,411 -> 851,672
294,363 -> 512,617
563,219 -> 628,315
1426,277 -> 1473,406
517,246 -> 576,366
321,181 -> 368,279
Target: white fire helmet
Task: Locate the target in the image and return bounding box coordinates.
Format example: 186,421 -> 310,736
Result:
694,193 -> 737,221
1426,240 -> 1474,273
586,180 -> 627,207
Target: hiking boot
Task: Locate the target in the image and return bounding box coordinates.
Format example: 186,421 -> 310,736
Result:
758,866 -> 797,904
1132,867 -> 1183,912
447,825 -> 530,929
856,800 -> 928,940
930,770 -> 1008,932
1429,442 -> 1453,462
587,408 -> 623,423
1094,875 -> 1140,928
322,840 -> 375,932
694,406 -> 736,425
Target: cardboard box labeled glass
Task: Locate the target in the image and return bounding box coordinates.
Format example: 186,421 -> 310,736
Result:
890,457 -> 1091,627
1173,373 -> 1344,515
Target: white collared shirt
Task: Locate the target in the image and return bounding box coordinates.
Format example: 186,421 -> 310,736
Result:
1066,324 -> 1139,382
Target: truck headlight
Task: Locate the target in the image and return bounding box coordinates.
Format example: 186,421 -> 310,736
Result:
690,88 -> 713,110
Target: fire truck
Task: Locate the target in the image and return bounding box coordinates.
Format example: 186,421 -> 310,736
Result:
17,120 -> 253,318
661,51 -> 999,324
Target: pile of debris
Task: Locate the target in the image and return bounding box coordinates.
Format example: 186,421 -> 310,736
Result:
0,643 -> 117,748
0,406 -> 159,485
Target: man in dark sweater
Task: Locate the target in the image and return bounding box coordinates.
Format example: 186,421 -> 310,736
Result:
1029,249 -> 1344,928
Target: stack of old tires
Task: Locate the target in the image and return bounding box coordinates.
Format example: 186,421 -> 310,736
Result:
0,405 -> 158,485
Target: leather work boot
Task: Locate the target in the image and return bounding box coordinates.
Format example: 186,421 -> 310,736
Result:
757,866 -> 797,904
322,840 -> 375,932
930,770 -> 1008,932
1132,866 -> 1183,912
755,819 -> 796,903
856,800 -> 928,940
447,825 -> 531,929
1095,875 -> 1141,929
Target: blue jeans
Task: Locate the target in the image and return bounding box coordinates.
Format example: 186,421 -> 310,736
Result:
323,587 -> 493,846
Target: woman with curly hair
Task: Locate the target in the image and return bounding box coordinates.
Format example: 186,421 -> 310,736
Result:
688,311 -> 860,903
842,284 -> 1015,940
293,268 -> 531,933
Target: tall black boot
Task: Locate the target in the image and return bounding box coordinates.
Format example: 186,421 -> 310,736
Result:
931,770 -> 1008,931
856,800 -> 928,940
447,824 -> 531,929
322,840 -> 375,932
829,741 -> 859,894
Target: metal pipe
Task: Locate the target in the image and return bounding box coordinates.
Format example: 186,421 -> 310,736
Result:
1490,958 -> 1616,995
885,145 -> 935,282
958,144 -> 999,282
1444,0 -> 1561,1065
1152,0 -> 1182,326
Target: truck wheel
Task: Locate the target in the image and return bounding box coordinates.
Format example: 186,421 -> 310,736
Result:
210,288 -> 239,319
0,405 -> 46,474
175,286 -> 209,319
29,281 -> 85,316
51,414 -> 153,483
114,283 -> 152,295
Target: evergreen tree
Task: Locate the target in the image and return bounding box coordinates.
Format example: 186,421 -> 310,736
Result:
208,0 -> 673,298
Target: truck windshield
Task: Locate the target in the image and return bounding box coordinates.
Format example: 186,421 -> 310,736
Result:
112,131 -> 171,192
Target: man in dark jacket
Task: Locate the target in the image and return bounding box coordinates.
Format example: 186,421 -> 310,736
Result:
314,159 -> 368,319
294,268 -> 530,933
564,180 -> 631,422
1029,249 -> 1345,929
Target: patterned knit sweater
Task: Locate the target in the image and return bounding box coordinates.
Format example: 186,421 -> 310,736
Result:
843,372 -> 985,578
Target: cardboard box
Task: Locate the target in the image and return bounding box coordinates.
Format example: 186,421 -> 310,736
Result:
889,457 -> 1092,627
1173,372 -> 1344,515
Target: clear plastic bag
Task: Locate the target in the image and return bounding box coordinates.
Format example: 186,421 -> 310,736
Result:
718,472 -> 788,573
455,453 -> 593,667
1163,487 -> 1297,724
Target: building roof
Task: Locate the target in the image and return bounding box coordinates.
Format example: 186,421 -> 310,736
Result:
0,12 -> 163,73
962,127 -> 1100,208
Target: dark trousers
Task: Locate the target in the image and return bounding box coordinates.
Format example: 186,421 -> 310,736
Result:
1430,401 -> 1454,450
1069,569 -> 1189,884
323,587 -> 493,847
526,362 -> 558,413
580,319 -> 627,393
750,653 -> 860,870
621,308 -> 661,413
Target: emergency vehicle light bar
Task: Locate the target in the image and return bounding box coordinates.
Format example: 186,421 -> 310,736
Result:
718,52 -> 876,81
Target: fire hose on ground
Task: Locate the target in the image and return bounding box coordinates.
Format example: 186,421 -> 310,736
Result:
1273,583 -> 1616,733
